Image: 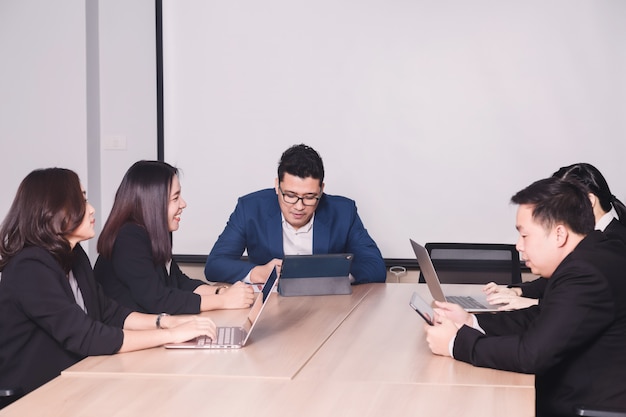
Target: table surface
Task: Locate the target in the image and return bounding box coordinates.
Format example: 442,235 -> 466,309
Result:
0,283 -> 535,417
62,283 -> 374,379
296,284 -> 534,387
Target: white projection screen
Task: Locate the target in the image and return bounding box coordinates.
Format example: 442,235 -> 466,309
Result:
161,1 -> 626,260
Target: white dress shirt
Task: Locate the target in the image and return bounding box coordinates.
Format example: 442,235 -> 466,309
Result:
243,214 -> 315,283
595,207 -> 618,232
68,270 -> 87,313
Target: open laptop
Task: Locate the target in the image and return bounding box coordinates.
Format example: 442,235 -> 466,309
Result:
410,239 -> 499,312
278,253 -> 353,296
164,267 -> 279,349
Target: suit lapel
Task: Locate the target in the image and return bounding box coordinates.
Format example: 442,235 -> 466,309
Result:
266,208 -> 285,258
312,201 -> 330,254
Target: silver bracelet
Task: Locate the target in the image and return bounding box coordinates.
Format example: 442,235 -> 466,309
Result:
156,312 -> 169,329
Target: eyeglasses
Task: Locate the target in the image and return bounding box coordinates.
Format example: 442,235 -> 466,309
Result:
278,185 -> 321,206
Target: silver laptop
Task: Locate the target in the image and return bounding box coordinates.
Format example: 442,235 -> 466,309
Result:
164,267 -> 279,349
410,239 -> 499,312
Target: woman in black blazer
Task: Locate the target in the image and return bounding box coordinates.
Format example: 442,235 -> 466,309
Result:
484,162 -> 626,309
94,160 -> 254,314
0,168 -> 216,397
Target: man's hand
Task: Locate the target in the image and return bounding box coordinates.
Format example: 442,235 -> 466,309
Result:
432,301 -> 473,328
250,259 -> 282,284
424,316 -> 458,357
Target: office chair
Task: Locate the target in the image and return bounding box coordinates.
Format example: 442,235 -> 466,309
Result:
418,242 -> 522,285
0,388 -> 23,410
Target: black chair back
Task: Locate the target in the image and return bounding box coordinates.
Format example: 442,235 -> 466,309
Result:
418,242 -> 522,285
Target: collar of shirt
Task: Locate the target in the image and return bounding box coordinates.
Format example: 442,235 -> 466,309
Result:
68,270 -> 87,313
282,213 -> 314,255
595,207 -> 618,232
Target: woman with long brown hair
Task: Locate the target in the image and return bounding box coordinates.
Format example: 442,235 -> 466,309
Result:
94,160 -> 253,314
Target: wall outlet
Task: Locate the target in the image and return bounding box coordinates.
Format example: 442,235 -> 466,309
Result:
103,135 -> 127,150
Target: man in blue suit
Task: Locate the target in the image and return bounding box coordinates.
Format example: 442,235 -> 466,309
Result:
204,144 -> 386,284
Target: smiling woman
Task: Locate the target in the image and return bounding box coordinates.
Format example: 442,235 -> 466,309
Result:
93,160 -> 255,315
167,175 -> 187,232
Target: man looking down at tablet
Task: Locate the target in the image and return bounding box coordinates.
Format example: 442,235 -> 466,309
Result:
424,177 -> 626,417
204,144 -> 386,285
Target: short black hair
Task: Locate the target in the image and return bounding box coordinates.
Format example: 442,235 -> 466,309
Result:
277,144 -> 324,186
511,177 -> 594,235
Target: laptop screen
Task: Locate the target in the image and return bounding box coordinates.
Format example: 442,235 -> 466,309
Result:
242,267 -> 278,334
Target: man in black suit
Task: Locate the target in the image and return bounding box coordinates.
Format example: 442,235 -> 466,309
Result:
424,177 -> 626,417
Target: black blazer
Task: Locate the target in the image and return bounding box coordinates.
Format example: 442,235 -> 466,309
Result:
605,217 -> 626,245
515,218 -> 626,299
453,231 -> 626,416
94,223 -> 203,314
0,245 -> 131,394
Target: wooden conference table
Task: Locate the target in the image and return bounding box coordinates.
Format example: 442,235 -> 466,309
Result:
0,283 -> 535,417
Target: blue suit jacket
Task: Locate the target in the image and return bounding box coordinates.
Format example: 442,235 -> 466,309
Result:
204,189 -> 386,284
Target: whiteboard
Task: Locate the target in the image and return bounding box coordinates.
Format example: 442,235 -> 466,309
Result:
161,0 -> 626,259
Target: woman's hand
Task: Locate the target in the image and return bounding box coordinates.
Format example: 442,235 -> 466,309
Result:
218,281 -> 255,309
482,282 -> 537,310
482,282 -> 520,297
167,315 -> 217,344
120,314 -> 217,352
486,292 -> 538,311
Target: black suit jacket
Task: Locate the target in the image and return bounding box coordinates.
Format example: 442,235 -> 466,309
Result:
0,245 -> 131,394
516,218 -> 626,299
94,223 -> 203,314
453,231 -> 626,417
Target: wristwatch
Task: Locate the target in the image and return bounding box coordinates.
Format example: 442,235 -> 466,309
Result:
156,312 -> 169,329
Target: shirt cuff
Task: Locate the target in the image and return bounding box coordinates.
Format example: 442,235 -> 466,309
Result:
448,315 -> 486,358
472,315 -> 486,334
448,335 -> 456,357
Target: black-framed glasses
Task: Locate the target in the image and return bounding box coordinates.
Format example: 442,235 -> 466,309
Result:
278,185 -> 321,206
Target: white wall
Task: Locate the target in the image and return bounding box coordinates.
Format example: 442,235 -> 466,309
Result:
0,0 -> 89,214
0,0 -> 156,261
97,0 -> 158,240
2,1 -> 626,262
162,0 -> 626,259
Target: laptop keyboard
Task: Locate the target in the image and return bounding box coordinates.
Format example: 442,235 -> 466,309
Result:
447,296 -> 488,310
216,327 -> 234,345
196,327 -> 235,346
